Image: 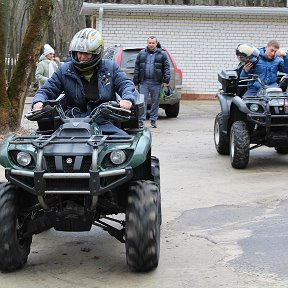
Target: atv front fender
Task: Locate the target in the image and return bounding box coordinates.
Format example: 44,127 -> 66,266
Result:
232,96 -> 251,114
216,91 -> 234,132
131,128 -> 152,167
216,91 -> 234,115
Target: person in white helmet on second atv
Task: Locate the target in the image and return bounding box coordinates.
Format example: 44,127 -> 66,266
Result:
238,40 -> 288,96
33,28 -> 138,135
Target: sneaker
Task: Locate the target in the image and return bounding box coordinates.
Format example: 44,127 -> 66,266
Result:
151,121 -> 157,128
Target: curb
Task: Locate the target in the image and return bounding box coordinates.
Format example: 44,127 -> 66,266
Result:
181,93 -> 216,100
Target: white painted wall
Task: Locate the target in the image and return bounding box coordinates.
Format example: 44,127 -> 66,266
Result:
96,11 -> 288,96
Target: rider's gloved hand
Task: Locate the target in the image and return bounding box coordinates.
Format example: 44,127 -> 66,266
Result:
33,102 -> 44,110
119,100 -> 132,110
276,49 -> 287,57
243,62 -> 254,73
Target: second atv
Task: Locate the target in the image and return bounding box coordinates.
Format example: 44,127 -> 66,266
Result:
214,69 -> 288,169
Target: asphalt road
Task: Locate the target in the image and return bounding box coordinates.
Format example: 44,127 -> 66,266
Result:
2,100 -> 288,287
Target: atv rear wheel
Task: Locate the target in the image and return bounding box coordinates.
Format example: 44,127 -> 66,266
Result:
125,180 -> 161,272
230,121 -> 250,169
0,182 -> 32,271
214,113 -> 229,155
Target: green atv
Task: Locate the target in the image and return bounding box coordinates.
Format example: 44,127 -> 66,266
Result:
0,95 -> 161,272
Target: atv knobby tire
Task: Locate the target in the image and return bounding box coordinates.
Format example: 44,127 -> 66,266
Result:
214,113 -> 230,155
125,180 -> 161,272
230,121 -> 250,169
151,156 -> 162,225
0,182 -> 32,271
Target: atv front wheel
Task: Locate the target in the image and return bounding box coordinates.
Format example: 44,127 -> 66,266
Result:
214,113 -> 229,155
151,156 -> 162,225
230,121 -> 250,169
125,180 -> 161,272
0,182 -> 32,271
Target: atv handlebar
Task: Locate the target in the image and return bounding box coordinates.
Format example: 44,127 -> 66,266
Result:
239,74 -> 265,88
26,96 -> 131,124
43,93 -> 66,108
89,101 -> 131,123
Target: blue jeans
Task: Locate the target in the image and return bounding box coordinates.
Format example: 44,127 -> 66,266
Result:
139,80 -> 161,122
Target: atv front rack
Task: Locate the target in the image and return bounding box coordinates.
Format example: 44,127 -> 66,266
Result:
9,134 -> 134,148
243,95 -> 288,128
6,134 -> 135,210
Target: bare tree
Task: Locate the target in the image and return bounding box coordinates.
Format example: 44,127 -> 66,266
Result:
45,0 -> 85,59
0,0 -> 54,133
0,0 -> 12,133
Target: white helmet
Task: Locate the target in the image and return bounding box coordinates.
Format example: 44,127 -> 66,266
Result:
236,44 -> 260,63
69,28 -> 104,70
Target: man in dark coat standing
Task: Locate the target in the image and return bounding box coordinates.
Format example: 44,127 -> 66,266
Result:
133,36 -> 170,128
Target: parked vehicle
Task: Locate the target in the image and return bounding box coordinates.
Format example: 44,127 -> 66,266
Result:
104,44 -> 182,118
214,69 -> 288,169
0,95 -> 161,272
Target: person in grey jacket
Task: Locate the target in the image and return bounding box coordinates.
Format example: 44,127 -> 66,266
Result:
35,44 -> 61,88
133,36 -> 170,128
33,28 -> 138,135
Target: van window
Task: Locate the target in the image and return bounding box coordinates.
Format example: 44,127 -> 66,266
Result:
121,50 -> 140,68
121,49 -> 173,69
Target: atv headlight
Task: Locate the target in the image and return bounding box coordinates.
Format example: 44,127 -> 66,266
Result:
16,152 -> 32,167
250,103 -> 260,112
110,150 -> 126,165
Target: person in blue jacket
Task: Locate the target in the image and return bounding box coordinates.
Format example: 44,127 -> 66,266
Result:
32,28 -> 138,135
240,40 -> 288,96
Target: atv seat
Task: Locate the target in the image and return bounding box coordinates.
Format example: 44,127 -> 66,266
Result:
266,87 -> 285,97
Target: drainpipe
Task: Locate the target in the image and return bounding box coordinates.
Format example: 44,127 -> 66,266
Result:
98,7 -> 104,35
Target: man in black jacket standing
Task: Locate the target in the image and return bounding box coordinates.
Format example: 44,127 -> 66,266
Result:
133,36 -> 170,128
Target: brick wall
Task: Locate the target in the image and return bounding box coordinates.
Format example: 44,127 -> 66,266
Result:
96,12 -> 288,98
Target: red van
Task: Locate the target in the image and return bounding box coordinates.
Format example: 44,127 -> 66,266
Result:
104,45 -> 182,118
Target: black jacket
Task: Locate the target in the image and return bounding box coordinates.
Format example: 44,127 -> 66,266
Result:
133,47 -> 170,85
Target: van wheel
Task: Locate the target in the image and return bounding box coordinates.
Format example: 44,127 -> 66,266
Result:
165,102 -> 180,118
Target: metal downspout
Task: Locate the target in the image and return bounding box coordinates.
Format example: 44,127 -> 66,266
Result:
98,7 -> 103,34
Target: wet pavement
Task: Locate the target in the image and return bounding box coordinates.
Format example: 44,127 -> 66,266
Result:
1,100 -> 288,287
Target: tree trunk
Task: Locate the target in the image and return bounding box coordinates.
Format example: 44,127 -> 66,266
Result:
7,0 -> 53,131
0,0 -> 12,134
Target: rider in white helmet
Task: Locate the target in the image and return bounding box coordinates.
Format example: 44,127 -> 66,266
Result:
236,44 -> 260,64
33,28 -> 138,135
239,40 -> 288,96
